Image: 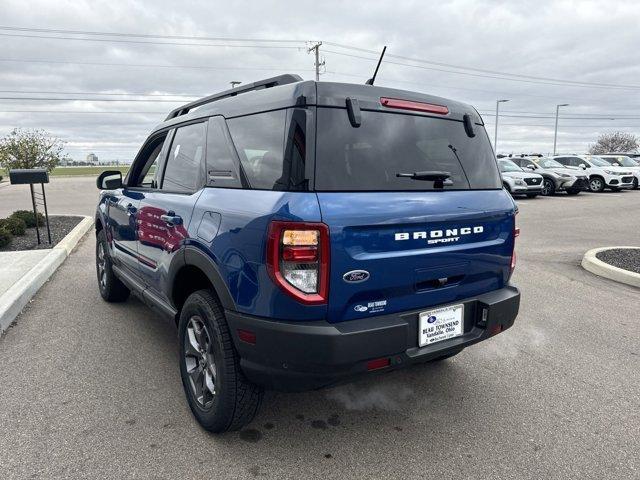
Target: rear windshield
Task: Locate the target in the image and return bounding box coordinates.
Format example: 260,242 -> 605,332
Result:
315,108 -> 501,191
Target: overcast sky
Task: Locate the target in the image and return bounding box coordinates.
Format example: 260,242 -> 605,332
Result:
1,0 -> 639,161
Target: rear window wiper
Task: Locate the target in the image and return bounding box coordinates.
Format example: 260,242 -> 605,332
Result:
396,171 -> 452,188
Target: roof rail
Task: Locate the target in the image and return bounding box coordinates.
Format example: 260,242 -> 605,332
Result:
165,73 -> 303,120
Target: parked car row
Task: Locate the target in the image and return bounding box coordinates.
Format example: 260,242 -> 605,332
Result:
499,154 -> 640,197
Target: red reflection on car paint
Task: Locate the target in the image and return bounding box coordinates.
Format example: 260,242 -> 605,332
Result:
137,206 -> 188,253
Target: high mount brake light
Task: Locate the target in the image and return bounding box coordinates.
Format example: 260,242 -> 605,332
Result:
267,221 -> 330,305
380,97 -> 449,115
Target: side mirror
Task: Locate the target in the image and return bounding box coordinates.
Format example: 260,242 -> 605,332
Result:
579,164 -> 587,170
613,162 -> 620,166
525,165 -> 536,170
97,170 -> 123,190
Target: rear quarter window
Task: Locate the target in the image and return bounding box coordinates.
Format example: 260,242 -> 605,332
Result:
315,108 -> 501,191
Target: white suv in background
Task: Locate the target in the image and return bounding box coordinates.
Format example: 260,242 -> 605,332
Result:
598,155 -> 640,190
553,155 -> 634,192
498,158 -> 543,197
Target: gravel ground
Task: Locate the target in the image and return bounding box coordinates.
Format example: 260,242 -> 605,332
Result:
0,215 -> 82,252
596,248 -> 640,274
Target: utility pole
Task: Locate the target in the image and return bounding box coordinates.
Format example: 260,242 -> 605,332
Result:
307,42 -> 324,81
494,99 -> 509,153
230,81 -> 241,88
553,103 -> 569,155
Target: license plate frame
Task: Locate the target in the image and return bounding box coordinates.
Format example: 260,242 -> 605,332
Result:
418,303 -> 464,347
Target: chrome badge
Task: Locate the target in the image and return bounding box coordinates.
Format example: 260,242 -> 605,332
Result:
343,270 -> 370,283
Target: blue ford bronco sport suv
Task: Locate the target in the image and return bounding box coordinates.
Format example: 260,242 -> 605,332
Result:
95,74 -> 520,433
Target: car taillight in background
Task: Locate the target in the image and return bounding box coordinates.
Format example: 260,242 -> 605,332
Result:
267,221 -> 330,305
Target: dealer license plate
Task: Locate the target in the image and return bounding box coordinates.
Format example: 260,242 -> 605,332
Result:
418,304 -> 464,347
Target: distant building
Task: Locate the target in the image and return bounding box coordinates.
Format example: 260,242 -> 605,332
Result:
86,153 -> 99,164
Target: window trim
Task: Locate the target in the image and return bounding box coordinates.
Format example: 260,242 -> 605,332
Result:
125,130 -> 172,190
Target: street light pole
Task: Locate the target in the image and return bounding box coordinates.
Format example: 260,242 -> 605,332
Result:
553,103 -> 569,155
494,99 -> 509,153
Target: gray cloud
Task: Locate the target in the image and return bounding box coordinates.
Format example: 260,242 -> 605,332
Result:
1,0 -> 639,161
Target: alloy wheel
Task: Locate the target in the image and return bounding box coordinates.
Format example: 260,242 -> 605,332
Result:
184,316 -> 217,409
97,243 -> 107,290
590,178 -> 603,192
541,179 -> 553,195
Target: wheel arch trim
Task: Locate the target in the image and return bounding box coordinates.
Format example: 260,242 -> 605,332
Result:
179,245 -> 236,311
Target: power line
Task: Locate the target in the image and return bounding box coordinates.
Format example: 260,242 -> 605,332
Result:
4,25 -> 639,91
323,50 -> 640,91
0,97 -> 188,102
0,89 -> 198,98
0,57 -> 313,72
0,32 -> 306,49
324,42 -> 640,91
0,110 -> 164,114
0,25 -> 307,43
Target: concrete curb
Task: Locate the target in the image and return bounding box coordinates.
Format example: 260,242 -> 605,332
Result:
0,215 -> 94,333
581,246 -> 640,288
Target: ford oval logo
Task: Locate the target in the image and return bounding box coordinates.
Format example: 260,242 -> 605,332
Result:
343,270 -> 370,283
427,315 -> 437,324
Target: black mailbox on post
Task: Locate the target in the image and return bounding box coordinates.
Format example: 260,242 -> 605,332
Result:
8,168 -> 52,245
9,168 -> 50,185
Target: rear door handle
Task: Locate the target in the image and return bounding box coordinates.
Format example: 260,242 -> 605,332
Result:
160,212 -> 182,226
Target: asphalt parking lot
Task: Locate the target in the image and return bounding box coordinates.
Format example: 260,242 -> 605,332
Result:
0,181 -> 639,479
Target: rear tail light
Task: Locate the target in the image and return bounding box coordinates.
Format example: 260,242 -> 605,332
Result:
267,221 -> 330,305
510,213 -> 520,274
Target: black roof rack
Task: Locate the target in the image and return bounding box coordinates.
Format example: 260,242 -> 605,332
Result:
165,73 -> 303,120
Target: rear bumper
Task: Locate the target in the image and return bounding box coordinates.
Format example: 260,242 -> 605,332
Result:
226,285 -> 520,391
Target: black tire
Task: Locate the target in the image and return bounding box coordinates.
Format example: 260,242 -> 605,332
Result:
96,229 -> 130,302
526,193 -> 538,198
541,178 -> 556,196
566,189 -> 580,195
430,348 -> 464,362
589,176 -> 605,193
633,178 -> 639,190
178,289 -> 263,433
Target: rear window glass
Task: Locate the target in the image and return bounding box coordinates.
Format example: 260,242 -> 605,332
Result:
315,108 -> 501,191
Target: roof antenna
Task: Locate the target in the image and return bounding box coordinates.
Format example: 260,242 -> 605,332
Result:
365,46 -> 387,85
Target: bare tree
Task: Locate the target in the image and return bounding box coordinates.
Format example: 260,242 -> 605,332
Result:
588,132 -> 639,155
0,128 -> 69,173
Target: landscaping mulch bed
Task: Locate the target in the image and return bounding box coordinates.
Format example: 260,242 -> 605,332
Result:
596,248 -> 640,274
0,215 -> 82,252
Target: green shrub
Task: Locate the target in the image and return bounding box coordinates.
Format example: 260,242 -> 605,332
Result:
0,227 -> 12,249
10,210 -> 44,228
0,217 -> 26,236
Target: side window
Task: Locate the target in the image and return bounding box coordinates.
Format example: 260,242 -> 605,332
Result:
162,122 -> 207,193
555,157 -> 569,166
206,116 -> 242,188
227,110 -> 287,190
129,133 -> 168,188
